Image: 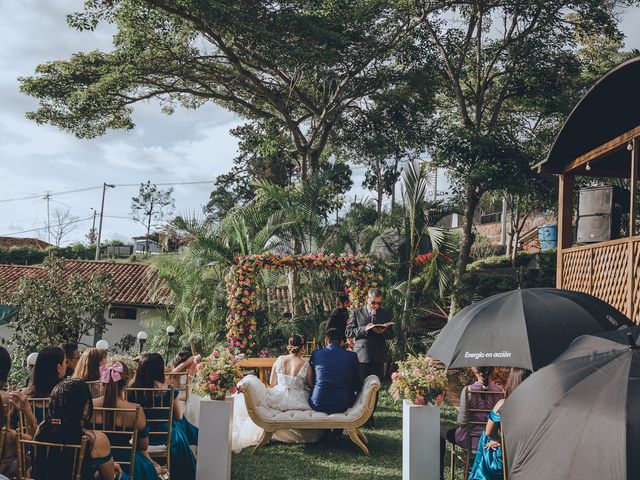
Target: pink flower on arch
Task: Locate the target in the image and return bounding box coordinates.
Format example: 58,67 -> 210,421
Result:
213,351 -> 220,358
435,394 -> 445,406
415,395 -> 425,406
391,372 -> 399,381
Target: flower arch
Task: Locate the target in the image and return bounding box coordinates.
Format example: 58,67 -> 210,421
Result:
225,253 -> 383,354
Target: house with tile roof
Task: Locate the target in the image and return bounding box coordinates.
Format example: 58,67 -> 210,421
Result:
0,236 -> 52,250
0,260 -> 172,348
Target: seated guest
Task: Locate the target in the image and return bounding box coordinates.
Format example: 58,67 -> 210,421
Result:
0,347 -> 12,405
128,353 -> 197,480
439,367 -> 502,480
73,348 -> 107,382
469,368 -> 532,480
32,378 -> 122,480
325,293 -> 351,335
22,346 -> 66,401
63,344 -> 80,377
94,361 -> 159,480
74,348 -> 108,398
309,328 -> 363,415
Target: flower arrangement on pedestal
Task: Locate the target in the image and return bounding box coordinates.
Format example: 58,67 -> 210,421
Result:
192,349 -> 244,401
390,354 -> 447,406
225,252 -> 382,354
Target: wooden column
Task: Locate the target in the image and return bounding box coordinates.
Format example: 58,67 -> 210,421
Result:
556,174 -> 575,288
629,139 -> 638,319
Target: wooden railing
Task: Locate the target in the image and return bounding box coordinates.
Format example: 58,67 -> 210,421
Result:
560,236 -> 640,321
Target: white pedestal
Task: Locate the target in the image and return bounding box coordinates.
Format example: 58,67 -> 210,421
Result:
402,399 -> 439,480
196,398 -> 233,480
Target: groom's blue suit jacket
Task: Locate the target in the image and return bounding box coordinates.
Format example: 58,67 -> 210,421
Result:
309,343 -> 363,414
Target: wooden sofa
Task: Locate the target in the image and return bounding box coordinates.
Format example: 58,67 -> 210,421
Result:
239,374 -> 381,455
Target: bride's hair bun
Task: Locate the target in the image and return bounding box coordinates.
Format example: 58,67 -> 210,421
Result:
287,334 -> 304,354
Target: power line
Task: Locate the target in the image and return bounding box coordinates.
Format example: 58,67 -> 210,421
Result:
1,216 -> 93,237
112,180 -> 215,187
0,186 -> 102,204
0,181 -> 214,204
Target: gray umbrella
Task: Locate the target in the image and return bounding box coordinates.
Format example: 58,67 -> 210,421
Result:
501,327 -> 640,480
427,288 -> 632,370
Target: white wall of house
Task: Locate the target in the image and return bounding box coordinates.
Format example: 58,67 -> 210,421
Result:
0,306 -> 166,353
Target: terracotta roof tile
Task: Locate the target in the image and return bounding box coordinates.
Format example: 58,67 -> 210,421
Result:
0,260 -> 171,307
0,237 -> 52,250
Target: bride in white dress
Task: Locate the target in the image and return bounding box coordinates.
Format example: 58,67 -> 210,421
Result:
231,334 -> 320,452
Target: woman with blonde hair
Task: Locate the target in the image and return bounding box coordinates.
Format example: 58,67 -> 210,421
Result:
73,348 -> 108,382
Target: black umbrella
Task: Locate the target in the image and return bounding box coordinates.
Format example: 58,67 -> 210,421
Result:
427,288 -> 632,370
502,328 -> 640,480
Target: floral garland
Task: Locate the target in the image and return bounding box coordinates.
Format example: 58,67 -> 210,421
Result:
225,252 -> 382,354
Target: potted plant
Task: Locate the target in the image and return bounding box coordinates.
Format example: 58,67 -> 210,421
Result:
192,349 -> 243,480
390,355 -> 447,480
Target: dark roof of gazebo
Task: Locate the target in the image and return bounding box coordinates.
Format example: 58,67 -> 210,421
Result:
536,56 -> 640,176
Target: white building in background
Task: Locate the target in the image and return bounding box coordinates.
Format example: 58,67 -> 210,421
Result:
0,260 -> 171,349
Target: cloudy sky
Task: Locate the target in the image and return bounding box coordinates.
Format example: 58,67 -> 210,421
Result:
1,2 -> 639,246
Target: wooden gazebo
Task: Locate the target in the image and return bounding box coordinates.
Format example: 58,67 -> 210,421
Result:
535,57 -> 640,321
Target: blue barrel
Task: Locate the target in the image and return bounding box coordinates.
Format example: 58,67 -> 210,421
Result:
538,224 -> 558,251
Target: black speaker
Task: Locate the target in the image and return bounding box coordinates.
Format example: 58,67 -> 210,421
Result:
577,185 -> 630,243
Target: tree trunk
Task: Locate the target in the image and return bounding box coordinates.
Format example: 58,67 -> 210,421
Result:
376,158 -> 383,215
288,238 -> 303,317
146,214 -> 152,254
450,186 -> 481,317
391,158 -> 399,207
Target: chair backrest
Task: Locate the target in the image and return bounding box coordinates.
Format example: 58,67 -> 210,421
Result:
466,388 -> 505,451
19,398 -> 50,434
165,372 -> 190,405
86,381 -> 105,399
17,432 -> 89,480
91,406 -> 139,476
125,386 -> 174,471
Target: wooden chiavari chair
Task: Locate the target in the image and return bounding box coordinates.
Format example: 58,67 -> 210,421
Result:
86,380 -> 105,399
91,406 -> 139,478
165,372 -> 190,406
18,398 -> 50,435
449,388 -> 505,480
17,432 -> 89,480
126,386 -> 174,476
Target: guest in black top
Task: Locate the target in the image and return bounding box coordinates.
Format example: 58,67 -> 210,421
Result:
325,293 -> 351,335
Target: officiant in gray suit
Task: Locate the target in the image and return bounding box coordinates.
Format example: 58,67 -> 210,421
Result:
345,288 -> 394,385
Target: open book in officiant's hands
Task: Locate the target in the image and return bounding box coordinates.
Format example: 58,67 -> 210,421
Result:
365,322 -> 394,331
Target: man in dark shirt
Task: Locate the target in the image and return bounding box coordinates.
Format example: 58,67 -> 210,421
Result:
309,328 -> 363,415
325,293 -> 351,335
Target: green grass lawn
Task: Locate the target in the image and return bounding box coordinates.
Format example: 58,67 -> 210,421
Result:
231,389 -> 464,480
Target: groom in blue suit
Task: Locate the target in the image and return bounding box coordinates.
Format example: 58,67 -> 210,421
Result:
309,328 -> 363,415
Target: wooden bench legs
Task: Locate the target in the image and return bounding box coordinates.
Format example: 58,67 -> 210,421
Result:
347,428 -> 369,456
252,430 -> 274,455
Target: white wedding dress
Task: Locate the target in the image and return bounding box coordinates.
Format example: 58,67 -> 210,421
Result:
232,356 -> 320,451
185,355 -> 321,453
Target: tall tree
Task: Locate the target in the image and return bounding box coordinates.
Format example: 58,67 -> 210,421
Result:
420,0 -> 638,312
205,120 -> 297,223
51,208 -> 79,247
20,0 -> 446,180
131,181 -> 175,253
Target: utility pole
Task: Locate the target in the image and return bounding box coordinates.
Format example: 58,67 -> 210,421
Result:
95,183 -> 115,260
44,192 -> 51,243
433,167 -> 438,201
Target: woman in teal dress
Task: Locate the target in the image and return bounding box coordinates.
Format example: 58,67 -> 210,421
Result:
469,368 -> 531,480
93,360 -> 160,480
129,353 -> 197,480
32,378 -> 122,480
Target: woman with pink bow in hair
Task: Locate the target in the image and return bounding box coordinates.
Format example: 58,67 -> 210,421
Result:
93,360 -> 160,480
